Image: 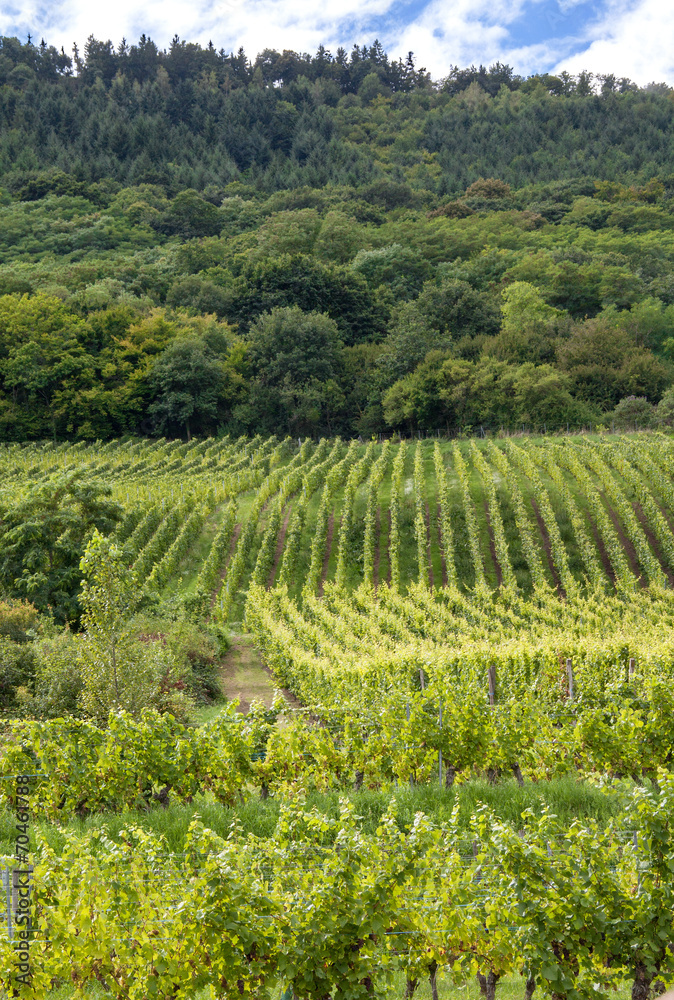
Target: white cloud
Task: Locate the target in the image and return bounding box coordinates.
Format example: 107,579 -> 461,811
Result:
382,0 -> 674,84
386,0 -> 514,73
551,0 -> 674,84
2,0 -> 395,57
1,0 -> 672,85
1,0 -> 553,71
382,0 -> 578,77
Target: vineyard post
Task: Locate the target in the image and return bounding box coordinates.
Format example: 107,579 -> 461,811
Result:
2,868 -> 11,939
488,666 -> 496,706
566,658 -> 574,700
406,702 -> 413,788
629,656 -> 635,680
438,699 -> 443,787
419,669 -> 425,690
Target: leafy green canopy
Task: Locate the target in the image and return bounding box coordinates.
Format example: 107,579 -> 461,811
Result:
0,36 -> 674,438
0,472 -> 122,622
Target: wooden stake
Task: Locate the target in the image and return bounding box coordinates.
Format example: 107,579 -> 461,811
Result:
628,657 -> 635,679
419,668 -> 425,690
488,665 -> 496,706
406,702 -> 413,788
566,658 -> 574,700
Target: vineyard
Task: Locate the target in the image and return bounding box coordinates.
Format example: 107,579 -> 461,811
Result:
3,430 -> 674,998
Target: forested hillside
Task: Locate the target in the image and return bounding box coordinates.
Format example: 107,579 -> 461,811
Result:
1,34 -> 674,440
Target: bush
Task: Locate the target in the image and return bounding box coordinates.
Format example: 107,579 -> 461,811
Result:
608,395 -> 657,429
464,177 -> 512,199
130,613 -> 223,706
31,631 -> 84,718
0,637 -> 36,711
0,598 -> 39,642
427,200 -> 475,219
657,388 -> 674,427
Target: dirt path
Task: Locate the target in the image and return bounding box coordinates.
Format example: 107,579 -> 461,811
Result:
373,506 -> 380,591
652,495 -> 674,534
583,510 -> 616,586
209,523 -> 241,610
633,501 -> 674,586
484,501 -> 503,588
318,509 -> 334,597
220,635 -> 277,713
530,498 -> 563,595
268,504 -> 291,589
220,635 -> 302,714
437,503 -> 448,587
425,502 -> 434,590
386,509 -> 392,586
603,498 -> 645,586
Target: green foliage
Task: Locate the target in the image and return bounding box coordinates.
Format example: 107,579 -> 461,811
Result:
154,189 -> 224,238
377,277 -> 501,384
485,281 -> 568,365
0,70 -> 673,437
351,243 -> 431,299
30,629 -> 84,718
242,306 -> 345,435
607,395 -> 658,429
0,635 -> 36,711
129,613 -> 223,706
383,354 -> 590,433
558,314 -> 670,409
78,530 -> 190,722
225,253 -> 386,346
0,471 -> 122,622
149,337 -> 234,439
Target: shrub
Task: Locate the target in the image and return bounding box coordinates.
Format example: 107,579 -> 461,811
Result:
427,200 -> 475,219
31,631 -> 84,718
0,637 -> 36,711
464,177 -> 512,199
609,395 -> 657,429
0,598 -> 39,642
657,388 -> 674,427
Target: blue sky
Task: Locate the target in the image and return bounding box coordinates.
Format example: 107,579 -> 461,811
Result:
1,0 -> 672,85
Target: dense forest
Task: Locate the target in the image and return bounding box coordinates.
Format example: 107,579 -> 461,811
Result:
1,34 -> 674,439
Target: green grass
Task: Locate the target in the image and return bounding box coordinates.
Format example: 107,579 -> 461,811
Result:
1,775 -> 630,858
11,960 -> 636,1000
396,442 -> 419,591
375,458 -> 394,587
192,701 -> 227,726
147,431 -> 674,621
167,501 -> 232,598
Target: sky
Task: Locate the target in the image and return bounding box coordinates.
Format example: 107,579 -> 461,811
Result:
1,0 -> 673,86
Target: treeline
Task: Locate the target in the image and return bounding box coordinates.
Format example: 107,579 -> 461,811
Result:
1,36 -> 674,439
3,34 -> 430,91
1,174 -> 674,439
1,34 -> 673,193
